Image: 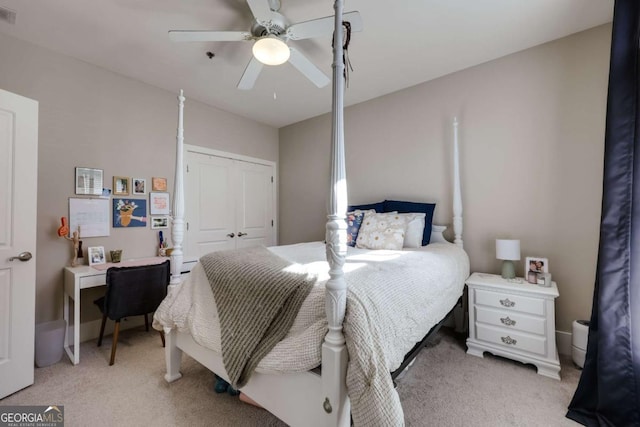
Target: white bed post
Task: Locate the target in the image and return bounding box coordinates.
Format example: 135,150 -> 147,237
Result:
164,89 -> 186,383
452,117 -> 463,248
321,0 -> 350,425
170,89 -> 186,291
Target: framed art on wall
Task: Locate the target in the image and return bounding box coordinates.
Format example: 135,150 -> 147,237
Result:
133,178 -> 146,195
75,167 -> 103,195
152,177 -> 167,191
149,192 -> 170,215
113,198 -> 147,228
113,176 -> 129,195
151,216 -> 169,229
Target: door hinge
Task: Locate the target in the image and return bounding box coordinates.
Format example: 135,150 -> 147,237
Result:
186,164 -> 189,173
271,220 -> 274,227
271,176 -> 273,183
186,222 -> 189,231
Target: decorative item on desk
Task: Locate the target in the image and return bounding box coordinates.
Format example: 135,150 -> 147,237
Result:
496,239 -> 520,279
525,256 -> 549,284
88,246 -> 106,266
57,217 -> 81,266
110,250 -> 122,263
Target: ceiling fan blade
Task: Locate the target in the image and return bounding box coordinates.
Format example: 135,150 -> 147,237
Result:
287,47 -> 330,88
169,30 -> 251,42
237,56 -> 264,90
286,11 -> 363,41
247,0 -> 273,22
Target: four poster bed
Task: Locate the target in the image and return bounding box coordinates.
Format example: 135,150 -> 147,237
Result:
154,1 -> 469,425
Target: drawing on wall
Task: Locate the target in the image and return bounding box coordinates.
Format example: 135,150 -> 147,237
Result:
113,198 -> 147,228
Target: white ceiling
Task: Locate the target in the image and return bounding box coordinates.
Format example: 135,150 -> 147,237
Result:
0,0 -> 613,128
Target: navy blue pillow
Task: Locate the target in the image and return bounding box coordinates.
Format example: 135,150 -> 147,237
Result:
345,211 -> 366,247
347,201 -> 384,213
383,200 -> 436,246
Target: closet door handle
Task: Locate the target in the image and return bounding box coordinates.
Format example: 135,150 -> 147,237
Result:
238,232 -> 247,237
227,233 -> 235,238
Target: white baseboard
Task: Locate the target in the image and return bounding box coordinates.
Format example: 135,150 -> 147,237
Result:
79,316 -> 148,343
556,330 -> 572,356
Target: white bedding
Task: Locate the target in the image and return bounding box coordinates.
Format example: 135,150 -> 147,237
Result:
154,241 -> 469,425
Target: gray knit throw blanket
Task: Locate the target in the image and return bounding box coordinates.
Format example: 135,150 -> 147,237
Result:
199,246 -> 315,389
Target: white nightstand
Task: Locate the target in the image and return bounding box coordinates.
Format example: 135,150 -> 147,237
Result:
465,272 -> 561,380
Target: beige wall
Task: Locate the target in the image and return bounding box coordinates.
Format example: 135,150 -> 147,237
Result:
279,24 -> 611,333
0,33 -> 278,325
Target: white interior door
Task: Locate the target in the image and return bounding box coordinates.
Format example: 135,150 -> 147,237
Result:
0,88 -> 38,399
185,152 -> 236,258
235,160 -> 274,249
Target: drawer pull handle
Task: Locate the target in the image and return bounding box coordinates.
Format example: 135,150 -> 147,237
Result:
499,298 -> 515,307
500,317 -> 516,326
501,336 -> 517,345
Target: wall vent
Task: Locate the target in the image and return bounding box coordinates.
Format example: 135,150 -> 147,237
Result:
0,6 -> 16,25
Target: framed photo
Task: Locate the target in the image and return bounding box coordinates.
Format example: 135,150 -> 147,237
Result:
88,246 -> 106,266
152,177 -> 167,191
149,192 -> 170,215
113,198 -> 147,228
151,216 -> 169,229
132,178 -> 146,195
525,256 -> 549,283
113,176 -> 129,196
75,167 -> 103,195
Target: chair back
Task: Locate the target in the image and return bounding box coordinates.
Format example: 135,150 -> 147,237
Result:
102,260 -> 170,321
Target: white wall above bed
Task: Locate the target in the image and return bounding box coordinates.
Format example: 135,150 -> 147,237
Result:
278,24 -> 611,335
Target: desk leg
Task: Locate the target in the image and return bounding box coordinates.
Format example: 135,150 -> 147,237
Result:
63,287 -> 80,365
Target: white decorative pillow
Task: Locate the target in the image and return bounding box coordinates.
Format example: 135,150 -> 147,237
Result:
356,212 -> 407,250
400,213 -> 426,248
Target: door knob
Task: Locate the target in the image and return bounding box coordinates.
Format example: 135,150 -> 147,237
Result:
9,251 -> 33,262
227,233 -> 235,238
238,232 -> 247,237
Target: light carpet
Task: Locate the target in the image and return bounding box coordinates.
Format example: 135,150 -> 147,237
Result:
0,327 -> 580,426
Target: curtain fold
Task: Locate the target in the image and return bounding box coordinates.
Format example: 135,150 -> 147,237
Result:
566,1 -> 640,425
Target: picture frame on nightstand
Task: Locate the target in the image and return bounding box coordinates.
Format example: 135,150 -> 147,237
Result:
525,256 -> 548,284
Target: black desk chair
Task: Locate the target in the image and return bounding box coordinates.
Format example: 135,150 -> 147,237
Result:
94,260 -> 170,365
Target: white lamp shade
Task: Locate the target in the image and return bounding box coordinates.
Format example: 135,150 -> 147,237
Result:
252,36 -> 290,66
496,239 -> 521,261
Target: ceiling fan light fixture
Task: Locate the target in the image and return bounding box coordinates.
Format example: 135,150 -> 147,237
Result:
252,36 -> 290,65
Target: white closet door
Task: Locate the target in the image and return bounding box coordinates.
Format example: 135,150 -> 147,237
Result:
235,160 -> 274,249
185,153 -> 236,257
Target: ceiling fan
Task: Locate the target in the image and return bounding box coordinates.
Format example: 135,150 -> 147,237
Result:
169,0 -> 362,90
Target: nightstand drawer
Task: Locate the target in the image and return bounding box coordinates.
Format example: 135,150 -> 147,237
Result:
476,324 -> 547,356
475,306 -> 546,335
475,289 -> 545,316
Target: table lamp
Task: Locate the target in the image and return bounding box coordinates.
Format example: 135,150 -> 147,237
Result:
496,239 -> 520,279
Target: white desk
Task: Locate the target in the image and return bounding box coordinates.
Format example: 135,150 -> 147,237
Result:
63,258 -> 196,365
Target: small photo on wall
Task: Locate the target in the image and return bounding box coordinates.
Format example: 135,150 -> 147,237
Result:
133,178 -> 146,195
113,198 -> 147,228
151,216 -> 169,229
113,176 -> 129,196
152,177 -> 167,191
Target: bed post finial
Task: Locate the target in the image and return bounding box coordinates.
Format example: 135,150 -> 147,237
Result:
169,89 -> 186,293
453,117 -> 463,248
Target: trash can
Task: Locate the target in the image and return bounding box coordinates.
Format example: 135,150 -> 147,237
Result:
572,319 -> 590,369
35,319 -> 66,368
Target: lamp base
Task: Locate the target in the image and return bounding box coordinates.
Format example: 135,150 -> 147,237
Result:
501,260 -> 516,279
